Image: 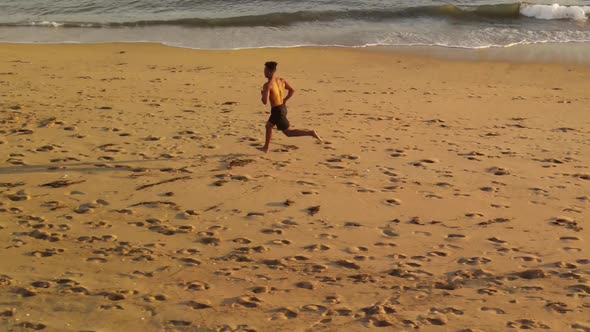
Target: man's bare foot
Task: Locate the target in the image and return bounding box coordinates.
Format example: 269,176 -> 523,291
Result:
312,130 -> 322,142
258,146 -> 269,153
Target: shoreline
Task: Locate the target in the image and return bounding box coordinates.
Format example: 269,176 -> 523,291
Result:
374,41 -> 590,66
2,40 -> 590,66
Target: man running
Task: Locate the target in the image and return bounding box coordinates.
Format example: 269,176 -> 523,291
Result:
259,61 -> 321,153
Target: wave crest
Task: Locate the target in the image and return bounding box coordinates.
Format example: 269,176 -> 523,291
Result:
520,4 -> 590,21
1,3 -> 589,29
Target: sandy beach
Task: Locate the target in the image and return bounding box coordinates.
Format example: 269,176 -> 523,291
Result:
0,43 -> 588,331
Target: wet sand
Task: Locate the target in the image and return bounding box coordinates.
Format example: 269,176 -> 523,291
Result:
0,43 -> 589,332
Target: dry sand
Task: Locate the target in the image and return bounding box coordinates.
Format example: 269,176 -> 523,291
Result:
0,43 -> 589,332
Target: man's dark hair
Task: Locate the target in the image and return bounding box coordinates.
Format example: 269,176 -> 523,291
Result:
265,61 -> 278,72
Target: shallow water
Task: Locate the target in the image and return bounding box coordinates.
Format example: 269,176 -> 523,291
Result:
1,0 -> 590,50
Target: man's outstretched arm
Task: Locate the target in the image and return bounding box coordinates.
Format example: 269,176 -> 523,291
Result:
283,80 -> 295,105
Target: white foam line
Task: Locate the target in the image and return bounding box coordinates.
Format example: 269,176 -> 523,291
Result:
161,39 -> 590,51
1,38 -> 590,51
30,21 -> 65,27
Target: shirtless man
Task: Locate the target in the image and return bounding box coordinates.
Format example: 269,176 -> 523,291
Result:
260,61 -> 321,153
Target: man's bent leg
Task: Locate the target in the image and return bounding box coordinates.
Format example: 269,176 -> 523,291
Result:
282,128 -> 322,141
261,121 -> 273,153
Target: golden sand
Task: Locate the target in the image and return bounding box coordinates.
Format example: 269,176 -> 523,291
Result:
0,43 -> 588,331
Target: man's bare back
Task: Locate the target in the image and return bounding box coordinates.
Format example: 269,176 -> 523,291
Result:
263,77 -> 286,107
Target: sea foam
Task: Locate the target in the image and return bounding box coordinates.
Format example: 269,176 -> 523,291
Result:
520,3 -> 590,20
30,21 -> 64,27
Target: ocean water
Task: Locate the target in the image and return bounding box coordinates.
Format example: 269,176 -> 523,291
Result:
0,0 -> 589,50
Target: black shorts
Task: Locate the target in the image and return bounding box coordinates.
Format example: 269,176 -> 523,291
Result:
268,104 -> 290,131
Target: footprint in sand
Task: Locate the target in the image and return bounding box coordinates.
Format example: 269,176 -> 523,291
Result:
511,269 -> 550,280
388,149 -> 407,157
563,246 -> 582,252
179,280 -> 210,291
552,262 -> 578,270
478,217 -> 510,226
490,203 -> 510,209
480,186 -> 499,193
384,198 -> 402,206
345,246 -> 368,255
334,260 -> 361,270
261,259 -> 287,269
215,324 -> 257,332
424,193 -> 443,199
295,281 -> 316,290
183,300 -> 212,310
343,221 -> 362,227
86,257 -> 108,263
85,220 -> 111,228
518,286 -> 544,292
430,307 -> 464,316
0,309 -> 14,318
486,235 -> 509,244
77,234 -> 117,243
234,245 -> 269,254
458,257 -> 492,265
97,291 -> 128,301
545,302 -> 572,314
313,318 -> 333,326
324,295 -> 342,304
250,286 -> 274,294
74,200 -> 108,214
15,287 -> 37,297
30,248 -> 65,257
410,255 -> 429,262
231,295 -> 262,308
15,322 -> 47,330
7,190 -> 30,202
427,251 -> 449,257
419,313 -> 449,326
301,304 -> 328,315
480,307 -> 506,314
270,239 -> 292,246
198,236 -> 221,246
305,264 -> 328,274
177,257 -> 201,266
168,320 -> 192,327
304,244 -> 330,251
26,230 -> 64,242
143,294 -> 167,302
411,158 -> 439,167
571,323 -> 590,332
30,281 -> 52,289
387,253 -> 407,260
506,319 -> 550,329
487,167 -> 511,176
566,284 -> 590,295
324,308 -> 354,317
374,241 -> 397,247
381,229 -> 399,237
301,190 -> 319,195
549,216 -> 582,232
513,255 -> 541,263
270,307 -> 299,320
366,316 -> 394,327
400,320 -> 421,329
285,255 -> 309,262
260,228 -> 283,235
